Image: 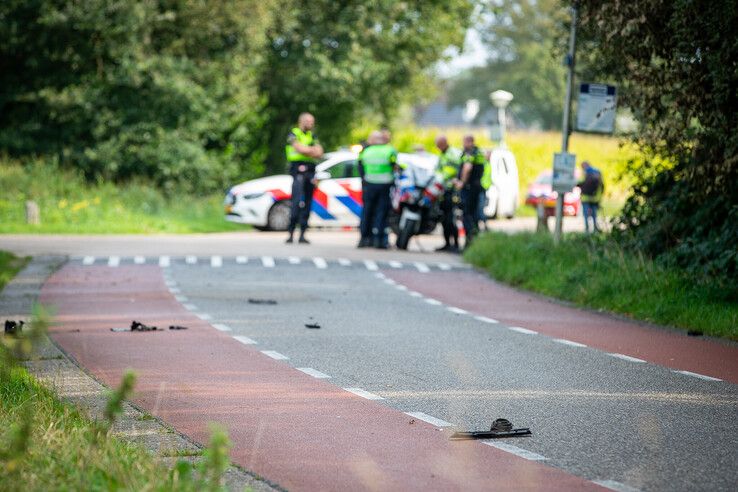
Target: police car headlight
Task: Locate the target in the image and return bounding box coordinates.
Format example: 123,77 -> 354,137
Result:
242,192 -> 265,200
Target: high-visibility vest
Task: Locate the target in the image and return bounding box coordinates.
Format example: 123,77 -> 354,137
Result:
460,146 -> 487,185
285,128 -> 316,163
360,144 -> 398,184
481,157 -> 492,190
437,147 -> 463,188
581,170 -> 604,203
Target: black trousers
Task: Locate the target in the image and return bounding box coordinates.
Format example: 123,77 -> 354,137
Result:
360,182 -> 392,246
440,189 -> 458,247
461,184 -> 481,245
288,172 -> 315,233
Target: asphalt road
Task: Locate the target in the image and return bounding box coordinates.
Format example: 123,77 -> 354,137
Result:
154,257 -> 737,492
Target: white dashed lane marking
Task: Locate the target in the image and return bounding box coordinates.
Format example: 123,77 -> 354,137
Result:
134,256 -> 146,264
261,256 -> 275,268
389,260 -> 403,269
211,256 -> 223,268
409,291 -> 423,298
165,279 -> 176,287
183,303 -> 198,311
185,255 -> 198,265
261,350 -> 289,360
159,256 -> 171,267
82,256 -> 95,265
673,370 -> 722,382
212,323 -> 231,332
313,257 -> 327,269
414,262 -> 430,273
607,353 -> 646,363
593,479 -> 641,492
447,307 -> 468,315
553,339 -> 587,348
437,262 -> 452,271
483,442 -> 548,461
297,367 -> 331,379
475,316 -> 499,324
233,335 -> 258,345
508,326 -> 538,335
394,284 -> 408,291
288,256 -> 301,265
364,260 -> 379,271
236,256 -> 248,264
196,313 -> 212,321
168,287 -> 181,294
338,258 -> 351,266
344,388 -> 384,400
107,256 -> 120,267
174,295 -> 188,302
424,298 -> 442,306
405,412 -> 453,427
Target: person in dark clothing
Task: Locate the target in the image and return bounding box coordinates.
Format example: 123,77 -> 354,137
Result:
577,160 -> 604,233
358,130 -> 398,249
434,135 -> 463,252
285,113 -> 323,244
455,135 -> 486,249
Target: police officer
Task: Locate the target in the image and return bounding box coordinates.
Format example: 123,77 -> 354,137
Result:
455,135 -> 487,249
434,135 -> 463,252
478,149 -> 493,232
358,130 -> 398,249
285,112 -> 324,244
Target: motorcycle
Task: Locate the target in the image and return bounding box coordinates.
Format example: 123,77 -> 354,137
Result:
390,164 -> 444,250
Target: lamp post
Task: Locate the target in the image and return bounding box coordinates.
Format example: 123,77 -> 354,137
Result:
490,90 -> 513,147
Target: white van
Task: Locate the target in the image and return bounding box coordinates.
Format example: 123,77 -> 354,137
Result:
484,147 -> 519,219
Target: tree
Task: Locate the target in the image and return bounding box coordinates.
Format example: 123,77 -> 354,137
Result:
258,0 -> 472,173
448,0 -> 569,129
577,0 -> 738,283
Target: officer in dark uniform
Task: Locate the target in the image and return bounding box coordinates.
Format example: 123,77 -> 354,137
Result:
455,135 -> 486,249
434,135 -> 463,252
285,112 -> 323,244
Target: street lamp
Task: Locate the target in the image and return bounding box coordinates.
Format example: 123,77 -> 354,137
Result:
490,90 -> 513,147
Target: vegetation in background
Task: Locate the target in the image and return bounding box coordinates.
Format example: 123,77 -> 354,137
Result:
1,307 -> 233,491
0,252 -> 28,291
465,232 -> 738,340
0,158 -> 242,233
578,1 -> 738,283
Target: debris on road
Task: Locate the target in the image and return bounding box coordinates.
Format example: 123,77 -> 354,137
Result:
450,418 -> 531,440
248,298 -> 278,305
131,320 -> 158,331
168,325 -> 188,330
305,323 -> 321,329
688,330 -> 703,337
4,320 -> 24,335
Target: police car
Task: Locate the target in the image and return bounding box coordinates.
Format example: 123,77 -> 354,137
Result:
224,150 -> 437,230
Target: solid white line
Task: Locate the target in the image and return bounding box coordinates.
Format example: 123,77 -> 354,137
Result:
592,479 -> 641,492
82,256 -> 95,265
236,256 -> 248,264
134,256 -> 146,264
108,256 -> 120,267
159,256 -> 170,267
475,316 -> 499,324
185,255 -> 198,264
344,388 -> 384,400
297,367 -> 331,379
483,442 -> 547,461
389,260 -> 403,269
212,323 -> 232,332
288,256 -> 301,265
261,256 -> 275,268
553,339 -> 587,348
409,291 -> 422,297
338,258 -> 351,266
424,298 -> 442,306
261,350 -> 288,360
437,263 -> 452,271
196,313 -> 212,321
174,295 -> 188,302
447,307 -> 468,315
233,335 -> 257,345
509,326 -> 538,335
673,370 -> 722,382
313,257 -> 327,269
168,287 -> 181,294
211,256 -> 223,268
394,284 -> 408,291
607,353 -> 646,363
183,303 -> 198,311
405,412 -> 453,427
364,260 -> 379,271
414,262 -> 430,273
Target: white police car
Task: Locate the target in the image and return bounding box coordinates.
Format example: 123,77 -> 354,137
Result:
224,150 -> 436,230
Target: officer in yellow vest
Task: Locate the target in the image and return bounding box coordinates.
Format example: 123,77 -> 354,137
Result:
434,135 -> 463,252
455,135 -> 487,249
358,130 -> 399,249
285,113 -> 324,244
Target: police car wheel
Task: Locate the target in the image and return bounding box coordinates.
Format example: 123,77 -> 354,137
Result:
267,200 -> 291,231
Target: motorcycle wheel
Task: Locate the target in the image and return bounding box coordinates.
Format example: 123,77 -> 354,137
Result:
396,218 -> 417,250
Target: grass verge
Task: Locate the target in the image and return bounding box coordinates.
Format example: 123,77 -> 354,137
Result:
464,232 -> 738,340
0,252 -> 29,291
0,158 -> 246,234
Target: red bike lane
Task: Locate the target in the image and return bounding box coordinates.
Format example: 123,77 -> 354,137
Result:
39,263 -> 601,491
384,269 -> 738,384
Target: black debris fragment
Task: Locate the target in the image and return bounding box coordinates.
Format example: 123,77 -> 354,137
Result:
687,330 -> 703,337
4,320 -> 24,335
305,323 -> 321,329
131,320 -> 158,331
450,418 -> 531,440
110,327 -> 129,332
248,298 -> 277,305
169,325 -> 188,330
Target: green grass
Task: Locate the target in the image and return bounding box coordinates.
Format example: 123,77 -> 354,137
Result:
0,158 -> 246,234
464,232 -> 738,340
0,367 -> 191,491
0,251 -> 29,291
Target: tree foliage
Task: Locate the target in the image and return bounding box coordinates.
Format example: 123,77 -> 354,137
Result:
449,0 -> 569,129
0,0 -> 471,187
577,0 -> 738,283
